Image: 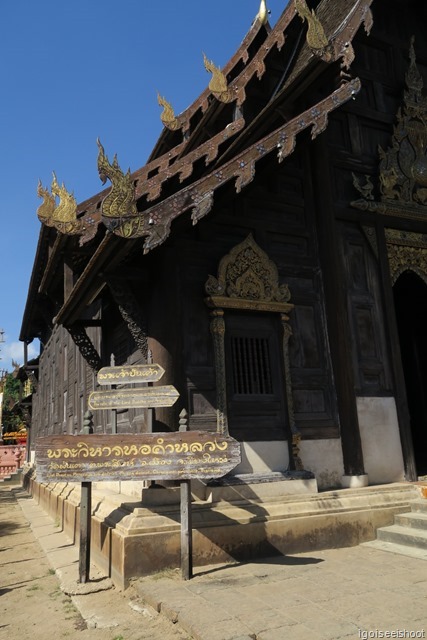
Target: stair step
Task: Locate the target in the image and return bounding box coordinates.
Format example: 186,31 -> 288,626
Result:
377,524 -> 427,549
395,511 -> 427,530
411,499 -> 427,515
362,539 -> 427,561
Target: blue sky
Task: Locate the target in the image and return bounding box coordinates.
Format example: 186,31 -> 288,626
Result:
0,1 -> 283,372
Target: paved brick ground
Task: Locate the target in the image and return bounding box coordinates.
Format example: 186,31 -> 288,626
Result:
8,482 -> 427,640
135,535 -> 427,640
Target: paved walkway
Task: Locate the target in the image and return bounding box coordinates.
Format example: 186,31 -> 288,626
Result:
135,545 -> 427,640
6,483 -> 427,640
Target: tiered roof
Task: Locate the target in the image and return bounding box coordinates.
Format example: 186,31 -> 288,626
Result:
21,0 -> 374,340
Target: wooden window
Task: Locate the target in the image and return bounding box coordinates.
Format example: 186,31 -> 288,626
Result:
225,313 -> 287,441
230,336 -> 273,395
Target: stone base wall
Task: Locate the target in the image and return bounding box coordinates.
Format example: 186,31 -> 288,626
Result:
22,468 -> 418,589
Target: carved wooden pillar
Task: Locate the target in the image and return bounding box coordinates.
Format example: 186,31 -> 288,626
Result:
209,309 -> 228,435
280,313 -> 303,471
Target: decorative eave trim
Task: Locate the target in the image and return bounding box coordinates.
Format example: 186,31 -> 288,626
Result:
138,78 -> 361,253
72,1 -> 370,245
136,118 -> 245,203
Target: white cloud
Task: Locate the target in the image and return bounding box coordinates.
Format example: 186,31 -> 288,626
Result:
0,341 -> 39,370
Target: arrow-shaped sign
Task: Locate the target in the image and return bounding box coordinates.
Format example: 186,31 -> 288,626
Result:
96,364 -> 165,386
88,385 -> 179,410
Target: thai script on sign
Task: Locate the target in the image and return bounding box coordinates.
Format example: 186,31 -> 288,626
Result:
35,432 -> 241,483
96,363 -> 165,385
98,367 -> 159,381
46,437 -> 228,460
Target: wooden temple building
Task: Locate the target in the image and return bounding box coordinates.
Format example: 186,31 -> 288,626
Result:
20,0 -> 427,585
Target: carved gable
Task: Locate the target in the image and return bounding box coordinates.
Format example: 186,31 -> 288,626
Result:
352,37 -> 427,221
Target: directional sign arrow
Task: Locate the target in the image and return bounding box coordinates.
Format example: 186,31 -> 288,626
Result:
88,385 -> 179,410
96,364 -> 165,386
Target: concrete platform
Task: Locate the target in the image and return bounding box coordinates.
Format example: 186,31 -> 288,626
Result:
9,483 -> 427,640
23,467 -> 420,589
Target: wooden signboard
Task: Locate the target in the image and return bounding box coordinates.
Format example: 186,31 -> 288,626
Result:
97,364 -> 165,385
35,431 -> 241,484
88,385 -> 179,410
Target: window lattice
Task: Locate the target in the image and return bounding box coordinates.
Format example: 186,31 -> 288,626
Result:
230,336 -> 273,395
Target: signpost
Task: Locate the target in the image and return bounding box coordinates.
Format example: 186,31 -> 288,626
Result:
35,363 -> 241,583
96,364 -> 165,385
88,386 -> 180,410
36,432 -> 241,483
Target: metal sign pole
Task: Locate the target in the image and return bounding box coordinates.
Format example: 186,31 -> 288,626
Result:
180,479 -> 193,581
79,410 -> 93,584
110,354 -> 117,434
79,481 -> 92,583
179,409 -> 192,580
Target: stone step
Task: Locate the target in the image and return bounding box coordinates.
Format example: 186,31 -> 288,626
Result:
377,523 -> 427,550
362,538 -> 427,561
395,510 -> 427,530
0,469 -> 23,485
411,499 -> 427,514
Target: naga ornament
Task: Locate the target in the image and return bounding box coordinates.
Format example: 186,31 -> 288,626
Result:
295,0 -> 329,52
97,138 -> 145,238
36,173 -> 82,235
203,53 -> 232,103
157,93 -> 180,131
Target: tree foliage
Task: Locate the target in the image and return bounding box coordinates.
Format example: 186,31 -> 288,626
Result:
1,373 -> 25,433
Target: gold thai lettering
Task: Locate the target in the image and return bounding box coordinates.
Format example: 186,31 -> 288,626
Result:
98,367 -> 159,381
46,437 -> 230,460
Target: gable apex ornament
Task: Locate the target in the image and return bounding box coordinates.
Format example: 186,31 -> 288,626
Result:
257,0 -> 269,25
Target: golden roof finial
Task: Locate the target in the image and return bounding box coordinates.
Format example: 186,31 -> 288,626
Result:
157,93 -> 180,131
36,179 -> 56,225
203,53 -> 232,103
36,173 -> 80,234
257,0 -> 268,25
50,172 -> 78,225
295,0 -> 329,51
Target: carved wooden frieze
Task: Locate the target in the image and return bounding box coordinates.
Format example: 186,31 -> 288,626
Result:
205,234 -> 293,313
66,325 -> 101,372
352,38 -> 427,222
386,229 -> 427,286
107,278 -> 149,361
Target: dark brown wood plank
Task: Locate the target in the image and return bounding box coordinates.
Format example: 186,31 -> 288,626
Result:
36,432 -> 241,483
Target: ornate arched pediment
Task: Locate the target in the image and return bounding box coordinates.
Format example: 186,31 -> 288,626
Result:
205,234 -> 293,313
385,229 -> 427,286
